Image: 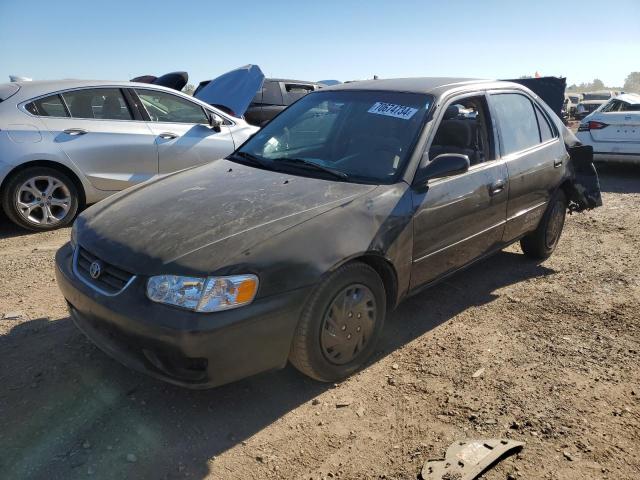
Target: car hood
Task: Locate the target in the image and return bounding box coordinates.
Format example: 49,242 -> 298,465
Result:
77,159 -> 375,276
194,64 -> 264,117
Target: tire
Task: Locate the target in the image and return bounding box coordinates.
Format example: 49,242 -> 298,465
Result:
520,189 -> 567,260
1,166 -> 79,231
289,262 -> 386,382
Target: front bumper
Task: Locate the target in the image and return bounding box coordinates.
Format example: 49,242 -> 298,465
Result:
55,242 -> 312,388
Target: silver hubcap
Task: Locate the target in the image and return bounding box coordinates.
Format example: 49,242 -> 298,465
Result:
320,284 -> 377,365
16,176 -> 72,226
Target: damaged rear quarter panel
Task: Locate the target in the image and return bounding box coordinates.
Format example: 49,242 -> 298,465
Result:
562,127 -> 603,211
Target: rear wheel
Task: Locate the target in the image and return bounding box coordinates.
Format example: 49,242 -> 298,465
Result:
1,167 -> 79,231
520,190 -> 567,260
289,262 -> 386,382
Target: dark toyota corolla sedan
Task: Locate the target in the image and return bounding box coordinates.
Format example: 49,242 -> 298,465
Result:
55,78 -> 602,388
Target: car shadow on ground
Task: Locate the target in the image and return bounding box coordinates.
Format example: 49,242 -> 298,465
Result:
0,212 -> 32,240
0,251 -> 554,480
596,162 -> 640,194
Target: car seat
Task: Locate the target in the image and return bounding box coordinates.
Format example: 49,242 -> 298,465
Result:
102,95 -> 127,120
429,119 -> 480,165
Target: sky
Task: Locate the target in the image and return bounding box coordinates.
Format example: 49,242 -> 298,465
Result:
1,0 -> 638,88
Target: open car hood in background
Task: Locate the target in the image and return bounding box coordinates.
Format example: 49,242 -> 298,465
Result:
505,76 -> 566,118
194,64 -> 264,118
131,71 -> 189,91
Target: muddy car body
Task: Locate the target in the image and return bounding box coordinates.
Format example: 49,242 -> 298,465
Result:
55,78 -> 601,388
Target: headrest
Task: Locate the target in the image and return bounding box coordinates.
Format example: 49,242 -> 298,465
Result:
102,96 -> 121,116
443,104 -> 464,119
433,119 -> 473,148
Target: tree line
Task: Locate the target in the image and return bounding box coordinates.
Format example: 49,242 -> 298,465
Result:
567,72 -> 640,93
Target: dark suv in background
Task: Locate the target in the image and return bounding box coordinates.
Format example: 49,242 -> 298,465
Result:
245,79 -> 322,126
194,78 -> 321,126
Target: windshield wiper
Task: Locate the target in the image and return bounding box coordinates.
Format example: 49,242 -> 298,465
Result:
229,151 -> 269,168
272,158 -> 348,180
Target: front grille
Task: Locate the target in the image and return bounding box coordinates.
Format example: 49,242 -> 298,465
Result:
75,247 -> 134,295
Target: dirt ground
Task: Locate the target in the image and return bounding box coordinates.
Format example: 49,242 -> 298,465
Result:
0,163 -> 638,480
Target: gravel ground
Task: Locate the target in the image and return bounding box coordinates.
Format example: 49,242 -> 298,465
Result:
0,163 -> 638,480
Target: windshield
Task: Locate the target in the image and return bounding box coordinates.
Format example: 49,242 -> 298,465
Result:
234,90 -> 432,183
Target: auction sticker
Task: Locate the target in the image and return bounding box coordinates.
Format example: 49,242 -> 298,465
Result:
367,102 -> 418,120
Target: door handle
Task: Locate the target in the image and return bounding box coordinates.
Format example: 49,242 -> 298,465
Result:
489,180 -> 505,196
159,132 -> 178,140
63,128 -> 88,136
554,158 -> 563,168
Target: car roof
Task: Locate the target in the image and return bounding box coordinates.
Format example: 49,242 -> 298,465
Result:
322,77 -> 520,96
615,93 -> 640,105
2,79 -> 183,102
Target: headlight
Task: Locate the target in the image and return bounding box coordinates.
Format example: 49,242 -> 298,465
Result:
146,274 -> 258,312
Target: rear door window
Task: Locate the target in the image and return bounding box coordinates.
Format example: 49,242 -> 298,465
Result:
534,106 -> 555,142
61,88 -> 133,120
491,93 -> 541,155
136,89 -> 208,123
25,94 -> 69,117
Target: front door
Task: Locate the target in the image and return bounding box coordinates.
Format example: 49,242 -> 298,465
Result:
410,93 -> 508,289
134,88 -> 236,174
36,87 -> 158,191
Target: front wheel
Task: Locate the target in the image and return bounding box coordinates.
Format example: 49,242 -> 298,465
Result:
520,190 -> 567,260
1,167 -> 79,231
289,262 -> 386,382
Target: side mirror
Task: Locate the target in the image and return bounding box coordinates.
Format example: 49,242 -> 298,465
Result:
208,112 -> 222,132
413,153 -> 470,186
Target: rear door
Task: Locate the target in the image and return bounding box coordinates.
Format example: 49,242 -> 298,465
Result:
32,87 -> 158,191
589,99 -> 640,153
134,88 -> 236,174
488,91 -> 566,243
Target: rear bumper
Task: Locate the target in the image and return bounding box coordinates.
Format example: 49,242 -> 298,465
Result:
55,242 -> 312,388
593,152 -> 640,164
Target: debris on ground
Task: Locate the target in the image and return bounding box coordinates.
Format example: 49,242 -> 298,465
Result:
335,398 -> 353,408
421,439 -> 524,480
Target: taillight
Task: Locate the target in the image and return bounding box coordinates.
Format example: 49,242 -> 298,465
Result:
578,121 -> 608,132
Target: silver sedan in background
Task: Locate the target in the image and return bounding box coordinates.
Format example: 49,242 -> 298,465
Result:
0,80 -> 258,230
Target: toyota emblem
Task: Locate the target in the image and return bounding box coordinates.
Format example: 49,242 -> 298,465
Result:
89,261 -> 103,279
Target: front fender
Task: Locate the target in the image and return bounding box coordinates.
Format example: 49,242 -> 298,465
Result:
225,183 -> 415,301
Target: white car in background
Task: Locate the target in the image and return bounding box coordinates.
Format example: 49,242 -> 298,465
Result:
576,93 -> 640,163
0,78 -> 259,231
575,91 -> 616,120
